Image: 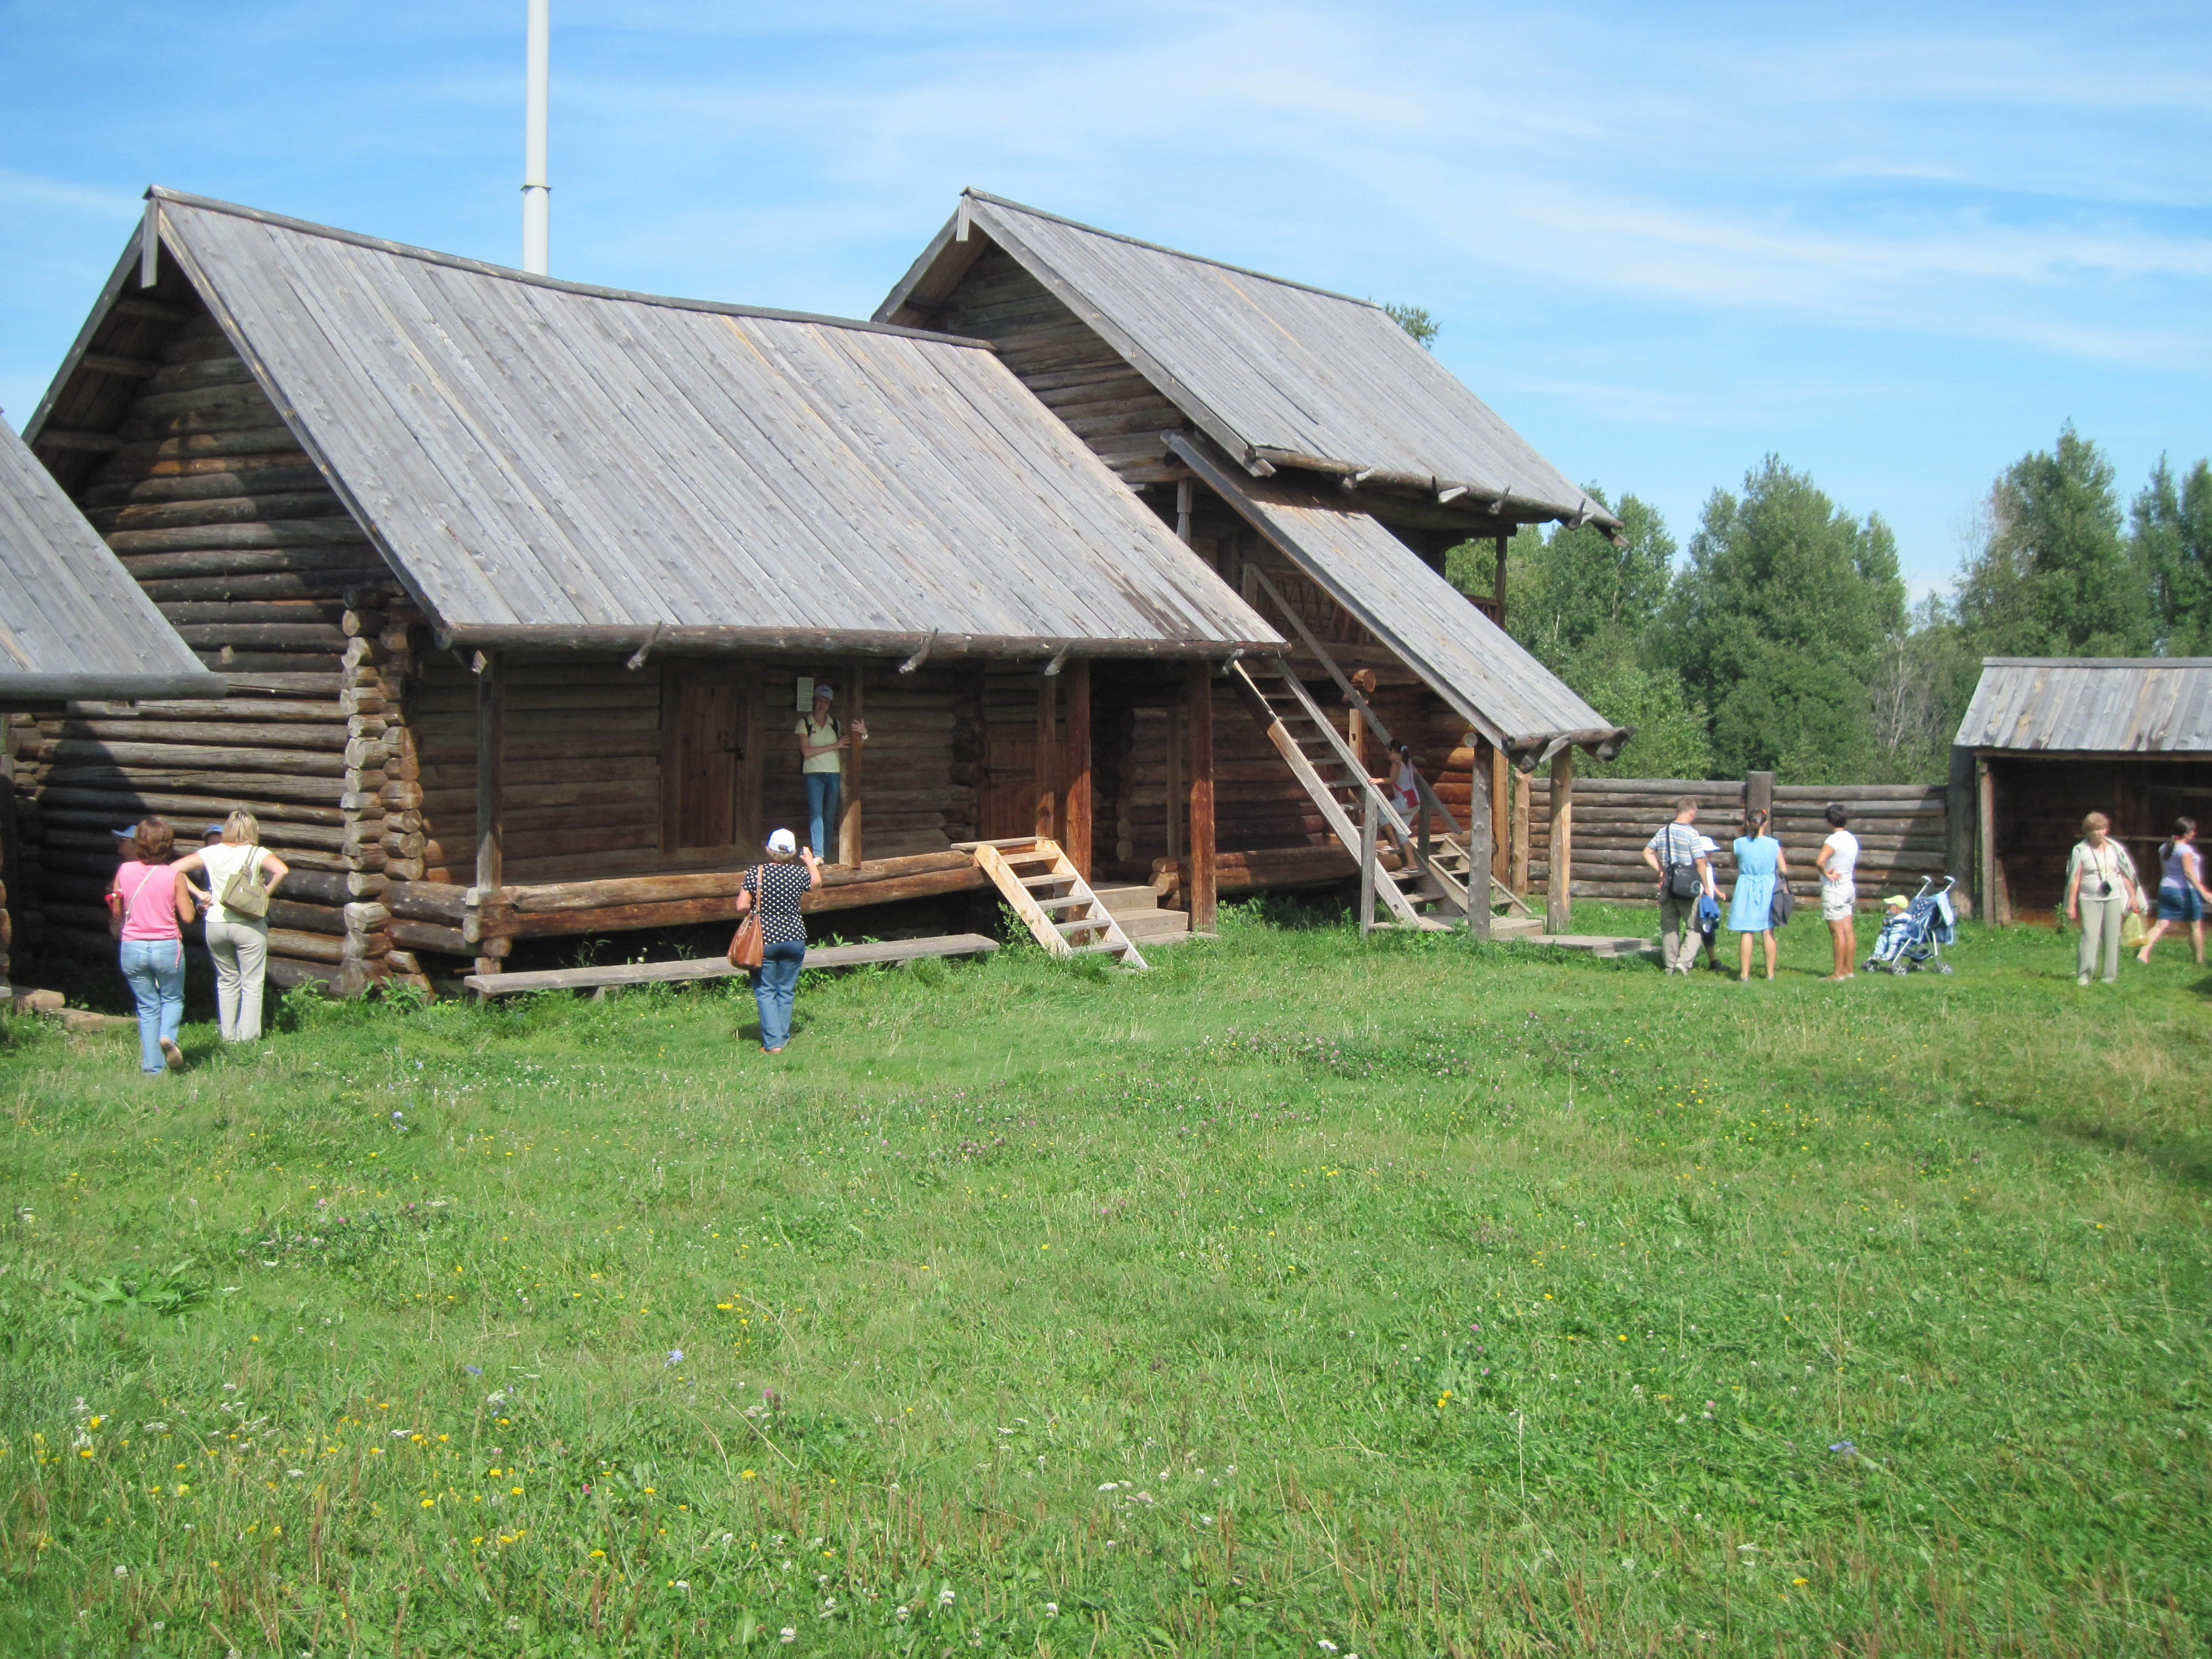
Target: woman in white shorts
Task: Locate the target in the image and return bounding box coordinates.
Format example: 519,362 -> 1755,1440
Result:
1815,802 -> 1859,982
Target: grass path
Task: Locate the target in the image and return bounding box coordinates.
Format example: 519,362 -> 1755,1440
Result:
1,904 -> 2207,1656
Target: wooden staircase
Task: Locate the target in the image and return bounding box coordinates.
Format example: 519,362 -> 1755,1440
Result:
1226,660 -> 1441,931
957,838 -> 1151,968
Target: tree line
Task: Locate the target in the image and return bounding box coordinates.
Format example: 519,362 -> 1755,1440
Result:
1447,428 -> 2212,784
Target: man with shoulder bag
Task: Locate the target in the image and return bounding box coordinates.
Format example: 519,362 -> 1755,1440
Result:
1642,797 -> 1713,976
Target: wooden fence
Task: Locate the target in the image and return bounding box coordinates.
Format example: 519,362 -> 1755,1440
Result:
1524,773 -> 1955,907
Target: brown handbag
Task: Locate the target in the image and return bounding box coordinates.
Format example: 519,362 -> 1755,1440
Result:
727,865 -> 766,969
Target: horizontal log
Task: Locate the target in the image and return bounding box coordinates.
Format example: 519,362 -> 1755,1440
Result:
40,809 -> 347,853
176,623 -> 349,650
488,864 -> 991,939
105,520 -> 369,556
415,779 -> 663,818
118,544 -> 379,581
38,739 -> 347,776
88,492 -> 348,533
40,766 -> 346,805
266,956 -> 340,993
114,698 -> 348,724
108,429 -> 307,467
491,849 -> 975,914
384,882 -> 469,925
267,898 -> 346,937
79,463 -> 327,508
138,570 -> 385,606
34,785 -> 346,827
46,719 -> 347,750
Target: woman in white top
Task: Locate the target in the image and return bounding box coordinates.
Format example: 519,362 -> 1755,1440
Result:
172,809 -> 289,1041
1815,802 -> 1860,982
2063,811 -> 2140,987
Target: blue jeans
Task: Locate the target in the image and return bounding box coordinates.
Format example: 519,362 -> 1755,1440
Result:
805,772 -> 841,860
754,940 -> 805,1050
119,938 -> 186,1073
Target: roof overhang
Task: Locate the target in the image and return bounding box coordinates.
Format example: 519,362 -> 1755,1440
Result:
0,671 -> 227,703
434,624 -> 1279,660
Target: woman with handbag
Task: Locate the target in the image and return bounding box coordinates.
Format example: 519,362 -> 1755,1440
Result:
171,810 -> 288,1042
2137,817 -> 2210,966
2064,812 -> 2141,986
732,828 -> 823,1054
107,819 -> 195,1074
1728,807 -> 1790,982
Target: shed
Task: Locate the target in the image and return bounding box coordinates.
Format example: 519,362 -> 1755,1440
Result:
16,189 -> 1280,994
880,191 -> 1626,930
0,415 -> 224,990
1952,657 -> 2212,921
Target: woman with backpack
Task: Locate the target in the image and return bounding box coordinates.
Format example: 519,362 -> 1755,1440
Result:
171,810 -> 288,1042
107,819 -> 194,1074
1728,807 -> 1790,982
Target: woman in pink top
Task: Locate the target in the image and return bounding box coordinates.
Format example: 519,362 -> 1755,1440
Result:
107,818 -> 195,1074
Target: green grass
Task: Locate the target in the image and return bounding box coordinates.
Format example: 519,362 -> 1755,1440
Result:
2,901 -> 2208,1657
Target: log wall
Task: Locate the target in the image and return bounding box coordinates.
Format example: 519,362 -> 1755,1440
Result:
1523,778 -> 1954,905
12,298 -> 407,996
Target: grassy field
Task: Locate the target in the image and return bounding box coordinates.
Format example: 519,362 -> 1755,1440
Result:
1,899 -> 2207,1658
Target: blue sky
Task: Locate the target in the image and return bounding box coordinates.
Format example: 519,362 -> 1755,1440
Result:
3,0 -> 2206,597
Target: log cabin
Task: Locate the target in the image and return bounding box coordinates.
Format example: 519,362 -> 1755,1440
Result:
1952,657 -> 2212,923
15,189 -> 1281,994
0,415 -> 225,994
878,192 -> 1632,931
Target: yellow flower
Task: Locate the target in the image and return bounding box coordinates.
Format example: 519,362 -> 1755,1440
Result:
591,1548 -> 606,1559
741,1469 -> 757,1479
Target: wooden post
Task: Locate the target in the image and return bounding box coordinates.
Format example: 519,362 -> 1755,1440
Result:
1511,766 -> 1530,895
1546,747 -> 1574,935
1165,691 -> 1183,863
1468,744 -> 1493,942
838,658 -> 864,868
1186,661 -> 1216,932
1490,744 -> 1510,887
1746,770 -> 1775,825
473,648 -> 504,982
1065,659 -> 1092,879
1946,743 -> 1976,920
1493,533 -> 1508,623
1358,787 -> 1379,935
1034,670 -> 1058,843
1176,479 -> 1193,545
1977,757 -> 1996,926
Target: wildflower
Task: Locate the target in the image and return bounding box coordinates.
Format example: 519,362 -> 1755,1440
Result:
113,1565 -> 128,1578
665,1349 -> 685,1367
938,1587 -> 956,1606
1045,1603 -> 1059,1616
780,1629 -> 796,1644
1829,1441 -> 1858,1456
1320,1644 -> 1340,1654
895,1607 -> 910,1623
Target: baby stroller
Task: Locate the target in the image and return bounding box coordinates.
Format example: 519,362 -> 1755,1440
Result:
1863,877 -> 1958,975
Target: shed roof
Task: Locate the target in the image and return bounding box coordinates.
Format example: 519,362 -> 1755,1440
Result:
879,191 -> 1614,530
1956,658 -> 2212,754
0,416 -> 224,702
33,190 -> 1279,660
1168,435 -> 1620,753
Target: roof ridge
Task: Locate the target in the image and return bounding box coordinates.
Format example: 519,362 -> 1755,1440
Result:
146,187 -> 997,351
962,190 -> 1385,310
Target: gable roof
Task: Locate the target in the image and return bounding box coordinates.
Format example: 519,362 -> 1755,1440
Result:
879,191 -> 1614,530
1956,657 -> 2212,754
32,190 -> 1279,660
0,416 -> 223,701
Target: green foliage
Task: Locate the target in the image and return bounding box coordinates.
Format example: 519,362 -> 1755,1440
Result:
1506,487 -> 1677,669
1380,301 -> 1438,349
57,1259 -> 206,1318
2,916 -> 2208,1654
1657,457 -> 1905,782
2134,455 -> 2212,655
1556,625 -> 1714,780
1869,594 -> 1985,784
1956,424 -> 2149,656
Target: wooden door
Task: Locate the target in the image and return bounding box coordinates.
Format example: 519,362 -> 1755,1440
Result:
667,677 -> 747,850
980,723 -> 1037,841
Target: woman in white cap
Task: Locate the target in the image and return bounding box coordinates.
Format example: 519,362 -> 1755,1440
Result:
795,684 -> 864,862
734,828 -> 823,1053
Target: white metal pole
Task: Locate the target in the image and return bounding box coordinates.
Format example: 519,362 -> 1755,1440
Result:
521,0 -> 550,274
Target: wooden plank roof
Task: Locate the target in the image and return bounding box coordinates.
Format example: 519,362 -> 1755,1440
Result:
0,415 -> 224,702
1170,435 -> 1623,755
33,190 -> 1280,660
1956,658 -> 2212,755
879,191 -> 1615,530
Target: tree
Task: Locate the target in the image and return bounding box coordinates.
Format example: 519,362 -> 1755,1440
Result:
1553,627 -> 1713,781
1501,486 -> 1674,671
2133,456 -> 2212,655
1656,457 -> 1904,782
1381,302 -> 1438,349
1955,424 -> 2148,656
1867,595 -> 1981,782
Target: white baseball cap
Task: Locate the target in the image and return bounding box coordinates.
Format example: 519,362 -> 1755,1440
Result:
812,684 -> 834,702
766,828 -> 797,854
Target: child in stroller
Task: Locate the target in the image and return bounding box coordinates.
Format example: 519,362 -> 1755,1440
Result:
1863,877 -> 1958,975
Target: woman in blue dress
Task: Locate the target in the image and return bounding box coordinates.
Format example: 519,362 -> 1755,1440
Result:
1728,807 -> 1791,982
